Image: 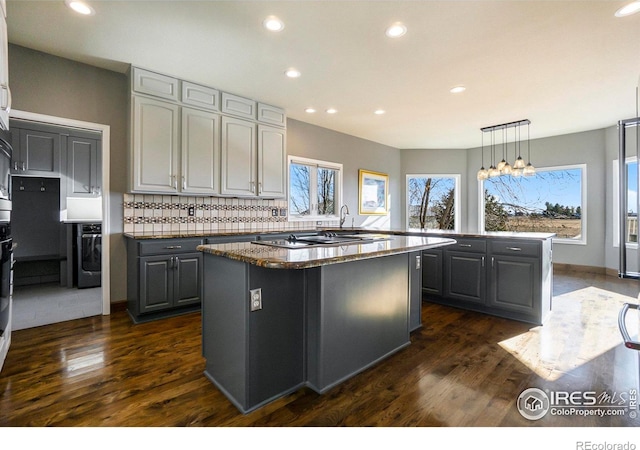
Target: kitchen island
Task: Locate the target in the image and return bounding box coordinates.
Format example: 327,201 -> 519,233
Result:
197,234 -> 455,413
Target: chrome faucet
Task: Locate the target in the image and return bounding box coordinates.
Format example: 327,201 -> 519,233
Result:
340,205 -> 350,228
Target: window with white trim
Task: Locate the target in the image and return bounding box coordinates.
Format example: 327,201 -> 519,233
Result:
406,174 -> 461,232
480,164 -> 586,244
288,156 -> 342,221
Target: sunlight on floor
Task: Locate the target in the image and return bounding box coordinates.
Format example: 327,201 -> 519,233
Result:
499,286 -> 639,382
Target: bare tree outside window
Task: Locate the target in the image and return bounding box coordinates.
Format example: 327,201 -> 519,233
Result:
483,166 -> 584,240
289,158 -> 342,219
407,176 -> 456,230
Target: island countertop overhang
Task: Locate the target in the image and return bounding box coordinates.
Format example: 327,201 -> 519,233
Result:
197,235 -> 457,269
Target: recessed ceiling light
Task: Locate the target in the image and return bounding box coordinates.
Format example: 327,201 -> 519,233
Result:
615,1 -> 640,17
385,22 -> 407,38
285,68 -> 301,78
65,0 -> 95,15
450,86 -> 466,94
374,109 -> 386,115
305,108 -> 316,113
326,108 -> 338,114
263,16 -> 285,32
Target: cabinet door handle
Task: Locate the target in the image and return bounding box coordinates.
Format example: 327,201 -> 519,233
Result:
481,256 -> 485,267
250,181 -> 255,192
13,161 -> 17,171
21,162 -> 26,171
459,244 -> 472,248
258,181 -> 262,194
506,247 -> 522,251
164,245 -> 182,250
491,257 -> 495,268
168,256 -> 174,269
174,257 -> 180,271
182,176 -> 186,191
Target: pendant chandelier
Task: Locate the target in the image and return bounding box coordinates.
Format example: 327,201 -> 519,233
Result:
477,119 -> 534,180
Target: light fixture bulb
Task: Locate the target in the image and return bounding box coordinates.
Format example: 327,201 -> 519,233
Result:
514,156 -> 526,169
450,86 -> 466,94
488,166 -> 500,178
65,0 -> 95,15
385,22 -> 407,38
497,159 -> 506,171
326,108 -> 337,114
523,163 -> 536,177
615,1 -> 640,17
263,16 -> 285,31
304,108 -> 316,113
477,167 -> 489,181
512,168 -> 523,177
374,109 -> 386,115
501,162 -> 513,175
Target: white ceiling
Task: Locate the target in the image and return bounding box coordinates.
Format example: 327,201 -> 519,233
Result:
5,0 -> 640,149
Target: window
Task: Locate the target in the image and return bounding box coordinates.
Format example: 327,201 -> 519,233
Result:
288,156 -> 342,220
613,157 -> 638,247
406,174 -> 460,231
480,164 -> 586,244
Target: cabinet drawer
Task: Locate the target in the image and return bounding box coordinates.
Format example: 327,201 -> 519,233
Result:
132,67 -> 179,101
490,240 -> 539,257
257,103 -> 286,127
181,81 -> 220,111
221,92 -> 256,120
449,239 -> 486,253
138,238 -> 202,256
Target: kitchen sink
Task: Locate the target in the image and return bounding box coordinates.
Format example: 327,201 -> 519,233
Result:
251,233 -> 392,249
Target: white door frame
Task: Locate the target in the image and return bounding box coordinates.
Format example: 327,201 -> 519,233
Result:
10,109 -> 111,315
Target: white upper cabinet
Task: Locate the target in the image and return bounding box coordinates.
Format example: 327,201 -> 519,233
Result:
131,95 -> 180,193
258,125 -> 286,198
0,7 -> 10,130
181,81 -> 219,112
257,103 -> 286,128
221,93 -> 256,120
181,107 -> 220,195
128,66 -> 286,197
132,67 -> 179,102
220,116 -> 256,197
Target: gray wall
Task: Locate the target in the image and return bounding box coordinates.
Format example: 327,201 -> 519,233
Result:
287,119 -> 401,229
8,44 -> 129,302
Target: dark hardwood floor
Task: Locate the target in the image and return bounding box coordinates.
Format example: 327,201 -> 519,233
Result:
1,271 -> 639,429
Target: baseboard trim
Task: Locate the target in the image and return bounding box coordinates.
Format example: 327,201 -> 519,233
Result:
553,263 -> 607,275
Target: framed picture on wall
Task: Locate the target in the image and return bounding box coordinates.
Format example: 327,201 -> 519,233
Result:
359,169 -> 388,215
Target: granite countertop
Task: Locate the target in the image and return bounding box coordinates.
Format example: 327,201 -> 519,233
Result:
124,228 -> 555,241
197,235 -> 457,269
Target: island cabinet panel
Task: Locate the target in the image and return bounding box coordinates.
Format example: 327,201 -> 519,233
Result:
422,235 -> 552,325
421,249 -> 443,297
444,251 -> 486,305
306,254 -> 411,393
409,251 -> 423,331
202,256 -> 304,413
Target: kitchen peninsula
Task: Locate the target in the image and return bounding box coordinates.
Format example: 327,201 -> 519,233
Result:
197,234 -> 456,413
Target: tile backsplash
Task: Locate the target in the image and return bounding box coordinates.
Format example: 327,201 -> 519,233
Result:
123,194 -> 332,235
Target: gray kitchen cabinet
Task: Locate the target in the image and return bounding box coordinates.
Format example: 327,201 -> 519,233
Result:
421,249 -> 443,297
487,239 -> 548,323
422,235 -> 552,325
130,95 -> 180,193
126,237 -> 203,323
181,81 -> 219,111
67,135 -> 101,197
11,128 -> 61,176
409,251 -> 423,331
444,239 -> 486,305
